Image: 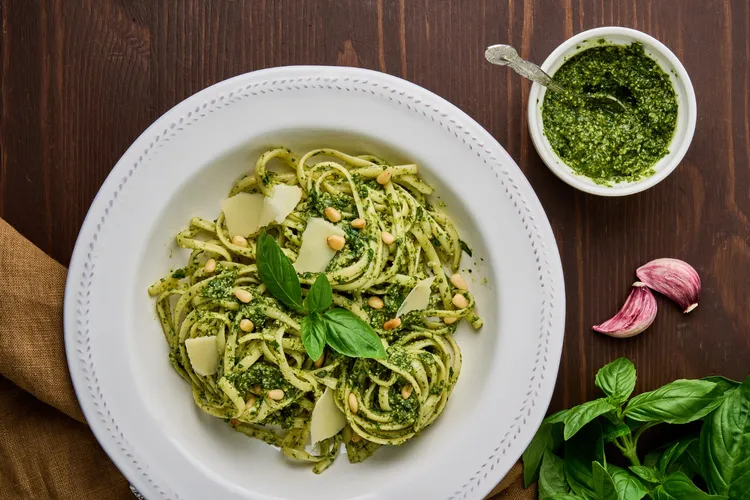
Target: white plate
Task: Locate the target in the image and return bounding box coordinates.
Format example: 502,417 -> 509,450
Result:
64,66 -> 565,500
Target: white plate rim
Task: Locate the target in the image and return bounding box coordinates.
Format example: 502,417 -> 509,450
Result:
63,66 -> 566,500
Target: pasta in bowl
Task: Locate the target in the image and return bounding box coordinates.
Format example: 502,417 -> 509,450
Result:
65,66 -> 564,500
148,147 -> 482,473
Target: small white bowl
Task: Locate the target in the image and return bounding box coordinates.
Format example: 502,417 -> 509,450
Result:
527,27 -> 697,196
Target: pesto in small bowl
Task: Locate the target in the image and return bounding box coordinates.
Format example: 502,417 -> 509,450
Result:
542,42 -> 678,185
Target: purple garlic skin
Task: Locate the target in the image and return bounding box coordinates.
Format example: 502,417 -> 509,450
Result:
636,258 -> 701,313
593,282 -> 657,338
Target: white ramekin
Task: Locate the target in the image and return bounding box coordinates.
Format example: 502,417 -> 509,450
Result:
527,27 -> 697,196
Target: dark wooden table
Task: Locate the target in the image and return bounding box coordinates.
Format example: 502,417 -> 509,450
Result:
2,0 -> 749,496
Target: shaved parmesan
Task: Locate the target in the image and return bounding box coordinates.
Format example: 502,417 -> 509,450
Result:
310,388 -> 347,444
185,335 -> 220,376
258,184 -> 303,227
293,218 -> 346,273
396,276 -> 436,317
221,193 -> 264,237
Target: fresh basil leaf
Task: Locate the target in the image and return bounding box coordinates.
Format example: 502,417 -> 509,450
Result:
645,449 -> 662,469
546,408 -> 571,424
301,314 -> 326,361
608,464 -> 649,500
563,399 -> 616,440
523,422 -> 564,487
540,451 -> 570,499
564,420 -> 602,495
651,472 -> 727,500
545,496 -> 586,500
624,380 -> 723,424
592,461 -> 619,500
659,438 -> 698,475
629,465 -> 664,484
683,439 -> 702,479
596,357 -> 637,405
700,377 -> 750,498
702,376 -> 741,395
601,420 -> 631,443
323,308 -> 386,359
304,273 -> 332,313
256,232 -> 304,311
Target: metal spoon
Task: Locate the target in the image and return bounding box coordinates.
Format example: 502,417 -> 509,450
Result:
484,44 -> 628,113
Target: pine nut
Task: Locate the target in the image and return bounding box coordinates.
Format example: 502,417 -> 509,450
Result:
348,392 -> 359,414
450,273 -> 468,290
245,396 -> 256,407
231,235 -> 248,247
351,433 -> 362,443
324,206 -> 342,223
314,352 -> 325,368
381,231 -> 395,245
452,293 -> 469,309
252,384 -> 261,394
383,317 -> 401,330
401,384 -> 413,399
351,218 -> 366,229
234,288 -> 252,303
327,235 -> 345,251
368,296 -> 384,309
443,316 -> 458,325
204,258 -> 217,274
376,169 -> 392,185
240,319 -> 254,332
267,389 -> 285,401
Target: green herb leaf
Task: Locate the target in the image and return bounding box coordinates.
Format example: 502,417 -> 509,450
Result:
304,273 -> 333,313
563,399 -> 617,440
523,421 -> 565,487
608,464 -> 649,500
301,313 -> 327,361
601,420 -> 631,443
545,496 -> 587,500
592,461 -> 619,500
564,420 -> 602,495
651,472 -> 727,500
323,309 -> 386,359
702,376 -> 741,395
459,239 -> 473,257
256,232 -> 304,312
629,466 -> 664,484
546,408 -> 572,424
596,357 -> 637,405
700,377 -> 750,498
540,451 -> 570,499
624,379 -> 724,424
659,437 -> 698,475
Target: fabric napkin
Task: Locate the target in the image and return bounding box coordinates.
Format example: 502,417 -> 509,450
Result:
0,216 -> 533,499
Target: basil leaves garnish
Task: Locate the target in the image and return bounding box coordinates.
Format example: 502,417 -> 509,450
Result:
256,231 -> 385,360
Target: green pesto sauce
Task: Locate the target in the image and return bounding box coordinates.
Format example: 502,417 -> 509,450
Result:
542,43 -> 678,185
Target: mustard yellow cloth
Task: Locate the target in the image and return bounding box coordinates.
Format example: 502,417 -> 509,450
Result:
0,217 -> 533,499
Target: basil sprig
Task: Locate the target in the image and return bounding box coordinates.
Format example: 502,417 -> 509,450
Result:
523,357 -> 748,500
256,232 -> 386,360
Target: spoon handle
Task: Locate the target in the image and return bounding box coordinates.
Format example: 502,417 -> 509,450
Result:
485,44 -> 568,94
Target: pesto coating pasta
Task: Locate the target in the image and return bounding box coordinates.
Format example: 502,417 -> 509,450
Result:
148,147 -> 482,473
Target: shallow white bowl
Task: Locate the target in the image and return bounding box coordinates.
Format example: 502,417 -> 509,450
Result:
528,26 -> 697,196
65,66 -> 565,500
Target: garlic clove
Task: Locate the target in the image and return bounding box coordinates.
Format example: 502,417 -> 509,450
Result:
593,282 -> 657,338
636,258 -> 701,313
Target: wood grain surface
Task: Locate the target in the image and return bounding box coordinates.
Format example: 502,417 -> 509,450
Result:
2,0 -> 749,496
